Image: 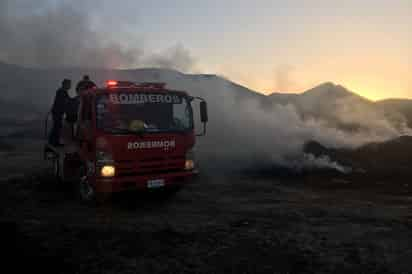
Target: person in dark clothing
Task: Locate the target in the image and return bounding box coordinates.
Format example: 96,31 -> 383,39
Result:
66,82 -> 83,124
48,79 -> 71,146
75,75 -> 96,94
65,96 -> 80,124
63,97 -> 79,140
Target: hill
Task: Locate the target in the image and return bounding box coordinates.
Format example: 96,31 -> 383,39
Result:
1,61 -> 408,133
0,61 -> 410,170
270,82 -> 412,133
377,99 -> 412,128
0,61 -> 265,108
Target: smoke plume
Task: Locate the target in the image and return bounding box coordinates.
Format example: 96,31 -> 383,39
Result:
173,79 -> 411,172
0,0 -> 196,71
142,45 -> 197,73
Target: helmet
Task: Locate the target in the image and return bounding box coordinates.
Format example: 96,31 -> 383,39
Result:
62,79 -> 71,86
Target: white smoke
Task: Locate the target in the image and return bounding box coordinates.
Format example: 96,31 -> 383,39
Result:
166,78 -> 411,172
293,154 -> 351,174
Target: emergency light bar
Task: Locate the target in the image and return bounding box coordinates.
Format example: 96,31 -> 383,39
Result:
107,80 -> 118,86
106,80 -> 136,88
106,80 -> 166,89
137,82 -> 166,89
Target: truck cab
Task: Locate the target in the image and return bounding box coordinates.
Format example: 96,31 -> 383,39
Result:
45,81 -> 208,202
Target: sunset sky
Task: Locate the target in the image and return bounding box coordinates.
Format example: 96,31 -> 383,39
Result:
3,0 -> 412,100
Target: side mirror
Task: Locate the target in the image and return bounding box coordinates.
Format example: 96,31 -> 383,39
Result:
200,101 -> 208,123
194,97 -> 208,137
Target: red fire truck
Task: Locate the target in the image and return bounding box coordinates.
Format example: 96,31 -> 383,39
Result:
44,81 -> 208,202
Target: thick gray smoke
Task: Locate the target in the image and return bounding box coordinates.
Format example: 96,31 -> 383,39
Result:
164,79 -> 411,172
0,0 -> 195,71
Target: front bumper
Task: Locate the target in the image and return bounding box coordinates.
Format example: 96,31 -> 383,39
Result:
93,170 -> 197,193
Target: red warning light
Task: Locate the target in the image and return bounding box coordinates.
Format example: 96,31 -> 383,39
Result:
107,80 -> 118,87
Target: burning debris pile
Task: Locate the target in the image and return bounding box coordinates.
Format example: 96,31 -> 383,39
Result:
304,136 -> 412,174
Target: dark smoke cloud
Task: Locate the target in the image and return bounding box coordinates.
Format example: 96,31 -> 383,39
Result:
0,0 -> 196,71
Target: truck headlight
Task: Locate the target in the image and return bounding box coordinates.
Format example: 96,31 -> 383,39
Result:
185,160 -> 195,171
185,149 -> 196,170
101,165 -> 115,177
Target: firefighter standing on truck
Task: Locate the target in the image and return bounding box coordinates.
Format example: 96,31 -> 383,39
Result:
76,75 -> 96,93
49,79 -> 71,146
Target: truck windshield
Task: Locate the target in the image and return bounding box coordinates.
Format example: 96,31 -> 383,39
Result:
96,92 -> 193,134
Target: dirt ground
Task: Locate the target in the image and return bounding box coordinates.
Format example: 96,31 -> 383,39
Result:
1,142 -> 412,273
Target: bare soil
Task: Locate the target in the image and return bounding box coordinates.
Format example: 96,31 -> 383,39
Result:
1,142 -> 412,273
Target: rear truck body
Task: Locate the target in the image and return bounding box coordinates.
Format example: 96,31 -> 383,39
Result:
44,81 -> 208,201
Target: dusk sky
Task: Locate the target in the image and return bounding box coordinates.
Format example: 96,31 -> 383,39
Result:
3,0 -> 412,100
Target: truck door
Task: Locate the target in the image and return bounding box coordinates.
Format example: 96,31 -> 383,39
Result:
77,96 -> 94,159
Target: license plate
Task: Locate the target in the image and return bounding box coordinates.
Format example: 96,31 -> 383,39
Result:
147,179 -> 165,189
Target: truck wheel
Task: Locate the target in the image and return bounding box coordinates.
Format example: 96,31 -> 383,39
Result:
53,158 -> 61,181
77,166 -> 111,205
78,175 -> 95,203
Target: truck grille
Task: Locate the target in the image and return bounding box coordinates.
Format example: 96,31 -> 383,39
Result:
116,156 -> 185,177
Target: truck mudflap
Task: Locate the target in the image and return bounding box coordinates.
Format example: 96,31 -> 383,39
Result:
94,171 -> 196,193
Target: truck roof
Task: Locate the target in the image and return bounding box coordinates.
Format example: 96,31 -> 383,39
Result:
82,81 -> 189,98
86,87 -> 188,97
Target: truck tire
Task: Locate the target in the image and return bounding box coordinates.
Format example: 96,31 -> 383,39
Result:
53,158 -> 61,182
76,167 -> 111,205
77,175 -> 95,203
